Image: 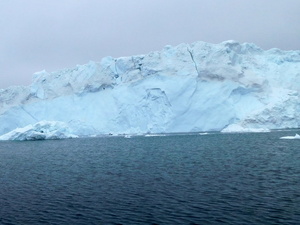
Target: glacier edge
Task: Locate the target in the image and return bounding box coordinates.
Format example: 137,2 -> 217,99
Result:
1,40 -> 300,140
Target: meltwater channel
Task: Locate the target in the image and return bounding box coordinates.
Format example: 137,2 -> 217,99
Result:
0,131 -> 300,224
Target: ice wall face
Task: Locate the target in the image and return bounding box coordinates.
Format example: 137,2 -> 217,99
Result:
1,40 -> 300,137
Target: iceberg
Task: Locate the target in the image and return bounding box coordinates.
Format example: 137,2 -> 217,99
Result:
0,121 -> 78,141
0,40 -> 300,140
280,134 -> 300,140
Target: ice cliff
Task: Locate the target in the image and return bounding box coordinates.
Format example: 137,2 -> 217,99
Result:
1,40 -> 300,140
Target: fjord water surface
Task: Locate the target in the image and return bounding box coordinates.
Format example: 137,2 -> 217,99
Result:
0,131 -> 300,224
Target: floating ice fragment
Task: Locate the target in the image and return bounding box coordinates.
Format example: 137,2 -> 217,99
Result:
279,133 -> 300,140
124,135 -> 132,138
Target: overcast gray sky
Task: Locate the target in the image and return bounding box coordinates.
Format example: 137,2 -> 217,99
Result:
1,0 -> 299,89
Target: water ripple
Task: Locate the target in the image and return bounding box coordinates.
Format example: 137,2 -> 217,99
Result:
0,132 -> 300,224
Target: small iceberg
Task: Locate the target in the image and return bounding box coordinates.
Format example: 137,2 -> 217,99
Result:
144,134 -> 166,137
0,121 -> 78,141
199,132 -> 209,135
280,133 -> 300,140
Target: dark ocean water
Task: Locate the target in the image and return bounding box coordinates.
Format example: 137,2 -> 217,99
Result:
0,131 -> 300,225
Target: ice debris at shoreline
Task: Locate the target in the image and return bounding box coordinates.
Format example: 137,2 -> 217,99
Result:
221,124 -> 270,133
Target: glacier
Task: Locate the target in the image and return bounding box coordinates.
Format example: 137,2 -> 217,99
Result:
1,40 -> 300,140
